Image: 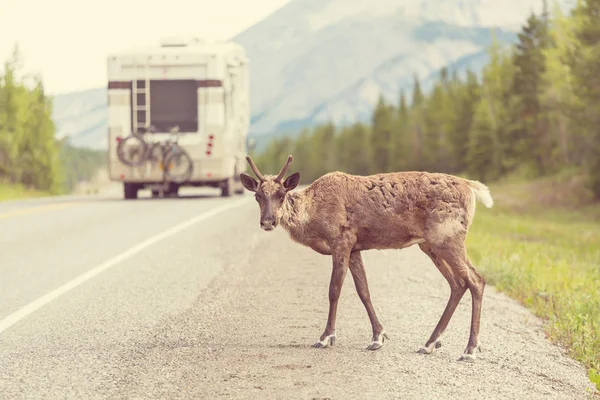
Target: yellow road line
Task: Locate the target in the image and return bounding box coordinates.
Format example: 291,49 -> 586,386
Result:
0,202 -> 81,221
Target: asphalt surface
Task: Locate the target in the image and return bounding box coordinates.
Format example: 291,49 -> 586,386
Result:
0,185 -> 597,399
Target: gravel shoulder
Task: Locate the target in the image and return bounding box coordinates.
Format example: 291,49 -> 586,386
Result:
104,218 -> 598,400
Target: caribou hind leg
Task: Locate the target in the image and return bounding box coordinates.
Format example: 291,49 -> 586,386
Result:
417,243 -> 467,355
418,242 -> 485,361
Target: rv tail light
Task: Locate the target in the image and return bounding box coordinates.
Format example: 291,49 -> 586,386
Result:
120,174 -> 125,181
206,134 -> 214,155
116,136 -> 122,143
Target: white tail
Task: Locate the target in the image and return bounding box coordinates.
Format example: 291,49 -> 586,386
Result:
468,180 -> 494,208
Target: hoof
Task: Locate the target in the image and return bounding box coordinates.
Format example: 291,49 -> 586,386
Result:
312,334 -> 335,349
458,353 -> 476,362
458,343 -> 482,361
366,332 -> 389,351
417,339 -> 442,355
366,342 -> 382,351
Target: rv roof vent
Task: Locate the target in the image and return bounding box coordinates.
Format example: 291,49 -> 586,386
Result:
159,37 -> 189,47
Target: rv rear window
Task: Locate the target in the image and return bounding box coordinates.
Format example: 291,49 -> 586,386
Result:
132,79 -> 198,133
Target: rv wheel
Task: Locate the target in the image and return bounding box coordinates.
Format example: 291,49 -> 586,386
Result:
234,170 -> 244,195
167,184 -> 180,198
221,176 -> 233,197
124,183 -> 138,200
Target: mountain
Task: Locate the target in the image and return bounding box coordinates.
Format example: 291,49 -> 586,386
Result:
51,0 -> 574,150
52,88 -> 107,149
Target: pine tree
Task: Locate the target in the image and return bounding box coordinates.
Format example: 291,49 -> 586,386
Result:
570,0 -> 600,198
467,100 -> 498,181
512,11 -> 552,175
391,90 -> 411,171
541,3 -> 580,168
370,95 -> 394,173
467,33 -> 514,179
409,75 -> 426,170
318,121 -> 337,175
448,69 -> 479,173
0,46 -> 28,184
423,69 -> 455,172
0,65 -> 7,180
22,77 -> 62,192
291,128 -> 313,180
343,122 -> 373,176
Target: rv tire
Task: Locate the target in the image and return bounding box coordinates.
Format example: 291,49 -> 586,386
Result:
221,176 -> 233,197
124,183 -> 138,200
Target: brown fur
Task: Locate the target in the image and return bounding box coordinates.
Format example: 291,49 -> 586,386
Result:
240,155 -> 494,360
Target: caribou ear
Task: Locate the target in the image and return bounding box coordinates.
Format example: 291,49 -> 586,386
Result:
240,173 -> 259,192
283,172 -> 300,192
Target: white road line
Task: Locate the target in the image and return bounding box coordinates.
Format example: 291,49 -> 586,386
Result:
0,197 -> 250,335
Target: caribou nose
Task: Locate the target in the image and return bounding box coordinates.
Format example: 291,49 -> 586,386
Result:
261,219 -> 275,231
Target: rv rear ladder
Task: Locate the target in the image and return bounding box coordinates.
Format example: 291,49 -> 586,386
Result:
132,59 -> 151,134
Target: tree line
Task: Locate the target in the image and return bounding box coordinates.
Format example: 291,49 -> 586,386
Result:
0,45 -> 107,195
252,0 -> 600,200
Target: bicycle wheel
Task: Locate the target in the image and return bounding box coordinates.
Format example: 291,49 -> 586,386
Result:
146,143 -> 164,167
163,148 -> 193,183
116,135 -> 148,167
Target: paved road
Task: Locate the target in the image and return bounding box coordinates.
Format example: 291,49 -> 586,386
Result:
0,186 -> 596,399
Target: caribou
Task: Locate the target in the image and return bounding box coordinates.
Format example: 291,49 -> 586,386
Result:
240,155 -> 494,361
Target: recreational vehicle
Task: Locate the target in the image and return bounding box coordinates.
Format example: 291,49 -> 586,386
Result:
106,37 -> 250,199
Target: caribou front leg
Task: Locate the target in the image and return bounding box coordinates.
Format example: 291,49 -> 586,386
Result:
313,249 -> 350,348
348,251 -> 388,350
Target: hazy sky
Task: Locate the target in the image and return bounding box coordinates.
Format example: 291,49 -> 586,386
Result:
1,0 -> 292,95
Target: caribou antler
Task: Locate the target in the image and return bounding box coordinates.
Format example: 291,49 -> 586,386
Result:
275,155 -> 294,182
246,156 -> 265,181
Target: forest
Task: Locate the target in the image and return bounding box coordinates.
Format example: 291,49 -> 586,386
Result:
0,46 -> 106,197
252,0 -> 600,202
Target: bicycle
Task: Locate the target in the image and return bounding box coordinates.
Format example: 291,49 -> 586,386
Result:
116,126 -> 193,183
116,131 -> 148,167
146,127 -> 194,183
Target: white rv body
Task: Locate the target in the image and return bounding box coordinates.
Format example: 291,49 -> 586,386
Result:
106,37 -> 250,199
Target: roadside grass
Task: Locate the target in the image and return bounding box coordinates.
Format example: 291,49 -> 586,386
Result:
0,168 -> 109,201
466,172 -> 600,392
0,182 -> 51,201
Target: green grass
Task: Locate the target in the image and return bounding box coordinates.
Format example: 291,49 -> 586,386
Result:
0,182 -> 51,201
466,176 -> 600,392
